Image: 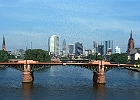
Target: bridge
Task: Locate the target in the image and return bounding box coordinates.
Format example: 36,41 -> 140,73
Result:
0,60 -> 134,84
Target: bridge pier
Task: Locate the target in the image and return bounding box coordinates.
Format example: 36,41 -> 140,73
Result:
22,64 -> 34,83
93,61 -> 106,84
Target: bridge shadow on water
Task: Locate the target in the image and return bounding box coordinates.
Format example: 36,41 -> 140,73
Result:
93,83 -> 105,99
22,83 -> 33,100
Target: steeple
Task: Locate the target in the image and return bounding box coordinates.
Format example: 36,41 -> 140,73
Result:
2,35 -> 6,51
127,31 -> 134,54
130,31 -> 132,38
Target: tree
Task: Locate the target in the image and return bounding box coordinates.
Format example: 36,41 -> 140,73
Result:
87,54 -> 96,60
109,53 -> 128,64
24,49 -> 50,62
0,50 -> 9,62
87,54 -> 104,60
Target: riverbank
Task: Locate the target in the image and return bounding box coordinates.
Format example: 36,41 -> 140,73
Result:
0,65 -> 5,68
126,67 -> 140,72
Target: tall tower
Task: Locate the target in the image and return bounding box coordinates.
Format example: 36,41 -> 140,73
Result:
62,39 -> 67,55
103,40 -> 113,55
68,44 -> 74,55
2,35 -> 6,51
93,41 -> 98,54
48,35 -> 60,57
127,31 -> 134,54
75,42 -> 83,56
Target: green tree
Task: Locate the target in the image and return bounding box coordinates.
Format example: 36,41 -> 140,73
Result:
0,50 -> 9,62
110,53 -> 128,63
87,54 -> 104,60
24,49 -> 50,62
87,54 -> 96,60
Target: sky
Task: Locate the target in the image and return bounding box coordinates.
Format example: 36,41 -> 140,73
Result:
0,0 -> 140,52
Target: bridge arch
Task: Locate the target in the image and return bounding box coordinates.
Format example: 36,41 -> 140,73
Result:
0,60 -> 134,84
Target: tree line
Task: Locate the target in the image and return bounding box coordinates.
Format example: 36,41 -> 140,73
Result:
87,53 -> 128,64
0,49 -> 139,64
0,49 -> 50,62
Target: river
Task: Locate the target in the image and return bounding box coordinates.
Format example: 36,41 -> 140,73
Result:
0,66 -> 140,100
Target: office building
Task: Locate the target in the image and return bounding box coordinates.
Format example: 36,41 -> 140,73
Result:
75,42 -> 83,56
115,46 -> 121,54
103,40 -> 113,55
98,44 -> 104,55
48,35 -> 60,57
68,44 -> 74,55
62,39 -> 67,56
93,41 -> 98,54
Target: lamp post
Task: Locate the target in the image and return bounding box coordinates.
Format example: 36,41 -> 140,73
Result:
101,42 -> 103,69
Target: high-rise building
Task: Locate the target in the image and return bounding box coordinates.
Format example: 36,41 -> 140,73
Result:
85,49 -> 92,56
103,40 -> 113,55
48,35 -> 60,56
75,42 -> 83,56
68,44 -> 74,55
93,41 -> 98,54
2,35 -> 6,51
127,31 -> 134,54
62,39 -> 67,55
115,46 -> 121,54
98,44 -> 104,55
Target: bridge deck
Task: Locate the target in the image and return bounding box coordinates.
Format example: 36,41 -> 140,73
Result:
0,62 -> 134,67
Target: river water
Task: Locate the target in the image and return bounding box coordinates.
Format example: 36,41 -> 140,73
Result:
0,66 -> 140,100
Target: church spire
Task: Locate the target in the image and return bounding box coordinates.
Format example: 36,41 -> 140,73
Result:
127,31 -> 134,54
2,35 -> 6,51
130,31 -> 132,38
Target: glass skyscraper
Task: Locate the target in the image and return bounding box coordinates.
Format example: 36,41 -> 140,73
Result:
68,44 -> 74,55
48,35 -> 60,56
75,42 -> 83,56
103,40 -> 113,55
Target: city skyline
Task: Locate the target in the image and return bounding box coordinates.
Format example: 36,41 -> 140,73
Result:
1,0 -> 140,52
1,32 -> 138,54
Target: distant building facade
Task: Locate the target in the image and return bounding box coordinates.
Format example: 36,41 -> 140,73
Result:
68,44 -> 74,55
75,42 -> 83,56
48,35 -> 60,57
14,49 -> 24,59
85,49 -> 92,56
93,41 -> 98,54
62,39 -> 67,56
98,44 -> 104,55
130,53 -> 140,60
115,46 -> 121,54
103,40 -> 113,55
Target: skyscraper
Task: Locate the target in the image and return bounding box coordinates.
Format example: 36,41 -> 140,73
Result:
98,44 -> 104,55
62,39 -> 67,55
93,41 -> 98,54
68,44 -> 74,55
103,40 -> 113,55
75,42 -> 83,56
2,35 -> 6,51
48,35 -> 60,56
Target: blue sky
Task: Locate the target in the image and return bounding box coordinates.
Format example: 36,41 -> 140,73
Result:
0,0 -> 140,52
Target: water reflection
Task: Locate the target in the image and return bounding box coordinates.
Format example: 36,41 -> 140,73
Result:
93,83 -> 105,100
22,83 -> 33,100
